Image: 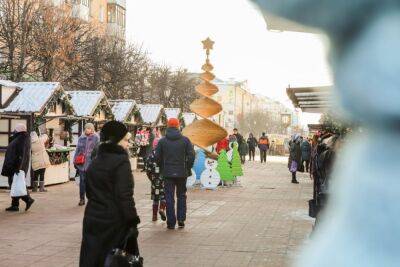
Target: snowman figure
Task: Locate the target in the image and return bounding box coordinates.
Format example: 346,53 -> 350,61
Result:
227,141 -> 237,162
200,159 -> 221,190
186,169 -> 197,189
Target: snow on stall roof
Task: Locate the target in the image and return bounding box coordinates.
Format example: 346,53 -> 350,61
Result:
164,108 -> 181,120
110,100 -> 136,122
1,82 -> 60,113
0,80 -> 19,88
182,112 -> 196,125
137,104 -> 163,124
68,91 -> 104,117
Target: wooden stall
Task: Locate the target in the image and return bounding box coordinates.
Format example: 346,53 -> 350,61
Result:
110,100 -> 140,170
0,81 -> 76,187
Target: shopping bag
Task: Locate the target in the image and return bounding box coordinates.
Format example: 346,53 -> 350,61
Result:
289,161 -> 298,173
10,171 -> 27,197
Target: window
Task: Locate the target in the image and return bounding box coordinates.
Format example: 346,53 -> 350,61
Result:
107,4 -> 116,23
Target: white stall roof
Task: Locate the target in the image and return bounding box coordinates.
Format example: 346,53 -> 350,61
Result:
137,104 -> 163,124
1,82 -> 61,113
164,108 -> 181,120
0,80 -> 19,87
68,91 -> 104,117
182,112 -> 196,125
111,100 -> 136,122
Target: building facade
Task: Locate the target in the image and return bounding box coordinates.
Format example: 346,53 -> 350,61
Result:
52,0 -> 126,39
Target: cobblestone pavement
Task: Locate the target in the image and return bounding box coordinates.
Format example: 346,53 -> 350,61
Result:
0,156 -> 314,267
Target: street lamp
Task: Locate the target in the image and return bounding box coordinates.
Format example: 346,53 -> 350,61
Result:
164,88 -> 171,107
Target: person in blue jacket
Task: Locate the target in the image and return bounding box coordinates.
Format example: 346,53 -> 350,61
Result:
155,118 -> 195,229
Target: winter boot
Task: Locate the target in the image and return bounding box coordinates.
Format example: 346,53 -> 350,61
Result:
32,181 -> 38,192
159,201 -> 166,221
291,172 -> 299,184
152,203 -> 158,221
39,182 -> 47,192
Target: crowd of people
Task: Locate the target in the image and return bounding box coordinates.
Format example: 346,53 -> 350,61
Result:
216,128 -> 272,164
1,119 -> 339,265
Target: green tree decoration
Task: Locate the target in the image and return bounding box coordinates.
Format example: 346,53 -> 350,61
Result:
231,143 -> 243,177
217,150 -> 234,181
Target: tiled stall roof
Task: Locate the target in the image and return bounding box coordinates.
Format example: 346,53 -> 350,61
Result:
110,100 -> 136,122
137,104 -> 163,124
68,91 -> 104,117
182,112 -> 196,125
1,82 -> 60,113
164,108 -> 181,120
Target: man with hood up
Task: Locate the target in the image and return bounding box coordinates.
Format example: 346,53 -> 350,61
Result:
155,118 -> 195,229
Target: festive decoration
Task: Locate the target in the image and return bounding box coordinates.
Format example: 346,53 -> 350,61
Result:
231,144 -> 243,177
193,149 -> 206,180
135,128 -> 150,146
182,38 -> 227,159
217,150 -> 234,181
200,158 -> 220,189
47,149 -> 73,165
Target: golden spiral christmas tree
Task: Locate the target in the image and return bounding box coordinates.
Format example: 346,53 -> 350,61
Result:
182,38 -> 228,159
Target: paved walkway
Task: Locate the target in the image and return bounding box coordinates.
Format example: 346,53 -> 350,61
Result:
0,156 -> 314,267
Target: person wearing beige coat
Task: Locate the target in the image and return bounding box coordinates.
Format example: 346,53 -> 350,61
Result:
31,132 -> 51,192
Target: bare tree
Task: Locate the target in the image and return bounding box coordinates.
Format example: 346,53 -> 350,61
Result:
30,2 -> 92,82
0,0 -> 37,81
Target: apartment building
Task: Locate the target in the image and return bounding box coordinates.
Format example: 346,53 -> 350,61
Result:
52,0 -> 126,39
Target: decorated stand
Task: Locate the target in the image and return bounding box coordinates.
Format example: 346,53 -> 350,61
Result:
0,81 -> 76,187
135,104 -> 166,170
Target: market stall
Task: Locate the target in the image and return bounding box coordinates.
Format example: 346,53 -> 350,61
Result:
135,104 -> 166,169
0,81 -> 76,187
110,100 -> 140,170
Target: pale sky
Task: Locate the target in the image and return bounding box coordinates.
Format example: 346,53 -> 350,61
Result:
126,0 -> 332,125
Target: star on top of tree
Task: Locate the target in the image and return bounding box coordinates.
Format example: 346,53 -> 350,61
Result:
202,37 -> 214,50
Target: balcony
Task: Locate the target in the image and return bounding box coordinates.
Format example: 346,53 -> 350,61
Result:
72,3 -> 90,21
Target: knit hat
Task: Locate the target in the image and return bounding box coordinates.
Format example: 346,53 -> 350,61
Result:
15,123 -> 27,132
101,121 -> 128,144
167,118 -> 180,128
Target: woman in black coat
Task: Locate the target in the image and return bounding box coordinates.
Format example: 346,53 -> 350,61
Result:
1,124 -> 34,212
80,121 -> 140,267
288,134 -> 302,184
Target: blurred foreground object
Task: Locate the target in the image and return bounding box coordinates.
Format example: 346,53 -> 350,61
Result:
251,0 -> 400,266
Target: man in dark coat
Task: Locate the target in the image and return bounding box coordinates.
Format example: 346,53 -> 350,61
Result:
247,133 -> 257,161
258,132 -> 270,163
301,138 -> 312,172
233,128 -> 244,152
80,121 -> 140,267
155,118 -> 195,229
1,124 -> 34,212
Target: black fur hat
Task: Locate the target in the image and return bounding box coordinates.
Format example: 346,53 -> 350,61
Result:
101,121 -> 128,144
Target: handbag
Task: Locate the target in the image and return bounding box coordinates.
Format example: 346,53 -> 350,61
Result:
10,171 -> 27,197
104,228 -> 143,267
74,153 -> 85,165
